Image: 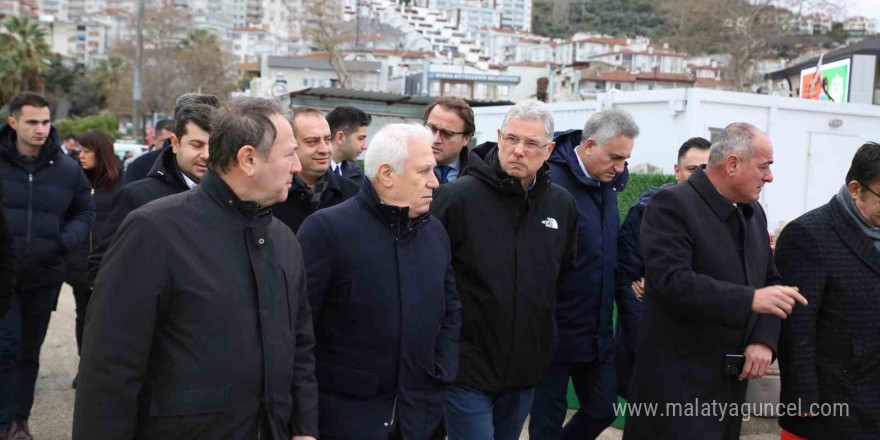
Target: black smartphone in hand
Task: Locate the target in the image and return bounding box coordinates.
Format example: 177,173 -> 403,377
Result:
723,354 -> 746,377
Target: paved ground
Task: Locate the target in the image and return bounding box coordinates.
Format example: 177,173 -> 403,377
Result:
28,284 -> 782,439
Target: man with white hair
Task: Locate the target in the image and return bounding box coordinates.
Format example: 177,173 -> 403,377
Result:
623,123 -> 807,440
431,99 -> 578,440
297,123 -> 461,440
529,110 -> 638,440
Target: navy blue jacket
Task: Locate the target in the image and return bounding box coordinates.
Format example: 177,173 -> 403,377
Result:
122,140 -> 167,184
0,124 -> 95,289
297,183 -> 461,440
547,129 -> 628,363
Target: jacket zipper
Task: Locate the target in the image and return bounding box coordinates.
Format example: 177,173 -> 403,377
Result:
26,173 -> 33,251
383,394 -> 398,429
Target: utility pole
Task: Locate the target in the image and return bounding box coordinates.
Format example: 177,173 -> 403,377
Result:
132,0 -> 145,143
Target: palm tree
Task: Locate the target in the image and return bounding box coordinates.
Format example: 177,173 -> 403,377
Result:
90,56 -> 129,109
0,16 -> 51,91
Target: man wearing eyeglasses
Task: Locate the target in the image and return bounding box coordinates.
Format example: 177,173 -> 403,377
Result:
775,142 -> 880,440
528,110 -> 638,440
431,99 -> 577,440
424,97 -> 474,184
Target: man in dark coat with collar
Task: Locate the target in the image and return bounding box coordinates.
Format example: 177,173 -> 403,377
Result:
0,93 -> 95,439
431,100 -> 577,440
297,123 -> 460,440
529,110 -> 638,440
327,106 -> 371,185
73,97 -> 319,440
88,96 -> 219,282
775,142 -> 880,440
424,97 -> 473,184
273,107 -> 359,234
623,123 -> 807,440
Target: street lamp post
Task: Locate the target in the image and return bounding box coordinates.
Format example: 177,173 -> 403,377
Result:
132,0 -> 144,142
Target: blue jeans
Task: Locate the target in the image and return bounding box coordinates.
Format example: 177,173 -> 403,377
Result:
0,284 -> 61,429
445,385 -> 534,440
528,359 -> 618,440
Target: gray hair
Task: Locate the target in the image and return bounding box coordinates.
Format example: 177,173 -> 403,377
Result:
208,97 -> 285,173
364,123 -> 434,180
582,110 -> 639,146
500,99 -> 554,142
708,123 -> 758,168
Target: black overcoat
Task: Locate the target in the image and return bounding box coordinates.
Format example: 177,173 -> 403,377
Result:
775,196 -> 880,440
73,170 -> 318,439
623,167 -> 783,440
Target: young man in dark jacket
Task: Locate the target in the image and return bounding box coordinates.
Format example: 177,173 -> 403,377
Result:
298,123 -> 461,440
73,97 -> 319,440
0,92 -> 95,440
614,137 -> 709,400
431,99 -> 577,440
528,110 -> 639,440
327,106 -> 371,185
88,95 -> 219,282
273,107 -> 359,233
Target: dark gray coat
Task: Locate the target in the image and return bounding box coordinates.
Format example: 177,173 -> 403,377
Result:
775,196 -> 880,440
73,170 -> 318,440
623,168 -> 782,440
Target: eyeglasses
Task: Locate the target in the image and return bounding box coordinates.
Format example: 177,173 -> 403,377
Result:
499,132 -> 552,152
860,181 -> 880,199
425,123 -> 466,141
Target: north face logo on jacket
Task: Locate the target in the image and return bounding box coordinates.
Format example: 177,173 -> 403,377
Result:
541,217 -> 558,229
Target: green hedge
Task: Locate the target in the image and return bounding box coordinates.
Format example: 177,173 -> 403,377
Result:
56,115 -> 123,139
617,173 -> 677,224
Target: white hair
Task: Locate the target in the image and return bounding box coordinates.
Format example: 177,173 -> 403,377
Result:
364,123 -> 434,180
582,110 -> 639,146
501,99 -> 554,141
708,122 -> 757,168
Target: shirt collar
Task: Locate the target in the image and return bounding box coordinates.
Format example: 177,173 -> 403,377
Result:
330,159 -> 341,171
574,145 -> 595,181
180,170 -> 197,189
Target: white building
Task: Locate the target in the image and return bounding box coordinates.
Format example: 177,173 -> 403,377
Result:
36,0 -> 69,21
589,46 -> 687,75
844,16 -> 876,37
230,27 -> 289,63
477,27 -> 551,64
259,54 -> 385,95
794,13 -> 834,35
474,88 -> 880,230
0,0 -> 40,18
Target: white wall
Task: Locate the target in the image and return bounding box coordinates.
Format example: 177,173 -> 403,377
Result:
474,88 -> 880,229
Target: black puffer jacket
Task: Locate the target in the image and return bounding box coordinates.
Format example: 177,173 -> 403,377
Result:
430,142 -> 577,393
0,124 -> 95,289
0,181 -> 16,312
88,145 -> 188,282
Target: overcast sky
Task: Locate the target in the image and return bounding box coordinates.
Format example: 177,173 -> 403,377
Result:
847,0 -> 880,23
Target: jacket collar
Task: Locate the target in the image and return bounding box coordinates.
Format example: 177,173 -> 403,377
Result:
291,169 -> 348,196
200,170 -> 272,224
688,166 -> 754,221
147,141 -> 189,191
358,180 -> 430,238
467,141 -> 552,198
548,129 -> 628,191
829,195 -> 880,275
0,124 -> 62,170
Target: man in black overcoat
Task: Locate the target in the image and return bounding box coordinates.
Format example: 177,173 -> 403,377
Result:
73,98 -> 319,440
623,123 -> 807,440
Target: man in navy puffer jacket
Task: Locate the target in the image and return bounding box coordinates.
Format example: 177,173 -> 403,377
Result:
0,92 -> 94,439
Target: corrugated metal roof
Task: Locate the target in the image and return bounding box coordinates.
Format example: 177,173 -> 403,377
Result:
266,56 -> 382,73
767,35 -> 880,79
283,87 -> 513,107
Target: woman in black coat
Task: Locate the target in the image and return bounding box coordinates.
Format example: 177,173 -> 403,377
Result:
65,131 -> 122,366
